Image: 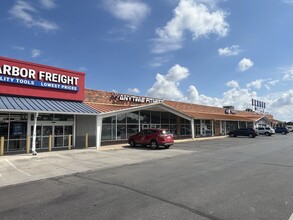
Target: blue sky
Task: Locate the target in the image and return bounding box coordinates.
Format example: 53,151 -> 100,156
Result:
1,0 -> 293,121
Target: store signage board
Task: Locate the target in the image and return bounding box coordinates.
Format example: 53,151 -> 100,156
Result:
111,93 -> 163,104
0,57 -> 85,101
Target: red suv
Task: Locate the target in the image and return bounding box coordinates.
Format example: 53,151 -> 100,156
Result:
128,128 -> 174,149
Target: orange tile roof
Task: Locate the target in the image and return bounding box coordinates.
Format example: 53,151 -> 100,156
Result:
85,102 -> 136,113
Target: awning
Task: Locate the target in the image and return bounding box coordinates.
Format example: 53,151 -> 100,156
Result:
0,96 -> 97,115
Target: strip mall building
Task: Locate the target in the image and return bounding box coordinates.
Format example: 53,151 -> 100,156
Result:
0,57 -> 280,153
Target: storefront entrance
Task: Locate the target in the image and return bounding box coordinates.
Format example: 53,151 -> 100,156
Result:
31,124 -> 73,149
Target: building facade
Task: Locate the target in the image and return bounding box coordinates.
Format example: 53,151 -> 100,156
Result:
0,57 -> 280,154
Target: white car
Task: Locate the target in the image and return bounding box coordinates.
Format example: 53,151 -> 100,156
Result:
286,126 -> 293,132
255,127 -> 275,136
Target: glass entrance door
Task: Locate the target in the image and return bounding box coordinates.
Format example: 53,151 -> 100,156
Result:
31,125 -> 73,149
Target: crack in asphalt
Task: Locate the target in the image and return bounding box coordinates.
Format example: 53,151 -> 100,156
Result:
74,173 -> 223,220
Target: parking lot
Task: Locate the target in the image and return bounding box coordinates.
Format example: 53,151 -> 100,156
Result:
1,133 -> 293,219
0,133 -> 292,188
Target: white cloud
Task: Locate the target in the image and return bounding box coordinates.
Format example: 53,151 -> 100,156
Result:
218,45 -> 240,56
144,63 -> 293,121
268,80 -> 279,86
247,79 -> 263,90
238,58 -> 254,72
147,64 -> 189,99
40,0 -> 56,9
31,49 -> 41,58
282,66 -> 293,80
283,0 -> 293,5
13,46 -> 25,51
149,56 -> 172,67
152,0 -> 229,54
9,0 -> 58,32
128,88 -> 140,94
271,90 -> 293,107
103,0 -> 150,30
226,80 -> 239,88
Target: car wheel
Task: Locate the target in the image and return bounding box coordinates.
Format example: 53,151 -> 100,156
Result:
129,139 -> 136,147
282,131 -> 286,135
265,132 -> 269,136
234,134 -> 237,137
150,140 -> 158,149
164,145 -> 170,149
249,134 -> 253,138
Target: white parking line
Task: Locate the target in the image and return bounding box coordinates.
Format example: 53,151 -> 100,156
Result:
289,213 -> 293,220
5,159 -> 31,177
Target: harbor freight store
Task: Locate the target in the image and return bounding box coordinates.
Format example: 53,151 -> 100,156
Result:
0,56 -> 97,154
0,56 -> 279,154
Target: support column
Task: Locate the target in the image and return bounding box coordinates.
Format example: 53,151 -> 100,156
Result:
73,115 -> 76,147
138,111 -> 141,132
200,120 -> 203,136
96,116 -> 102,149
191,119 -> 195,139
211,120 -> 214,136
32,112 -> 38,156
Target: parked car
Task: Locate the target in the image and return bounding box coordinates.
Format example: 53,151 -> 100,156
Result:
128,128 -> 174,149
255,127 -> 275,136
275,127 -> 289,135
228,128 -> 257,138
286,126 -> 293,132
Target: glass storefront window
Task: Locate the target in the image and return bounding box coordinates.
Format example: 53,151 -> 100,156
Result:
239,121 -> 247,128
161,112 -> 169,124
127,112 -> 139,123
54,137 -> 63,147
117,125 -> 126,140
161,124 -> 170,130
117,114 -> 126,123
140,111 -> 150,124
64,126 -> 73,135
54,114 -> 74,121
170,113 -> 177,124
247,122 -> 253,128
226,121 -> 238,133
10,122 -> 26,139
9,140 -> 26,151
33,114 -> 53,121
151,111 -> 160,124
0,123 -> 9,138
127,125 -> 139,138
180,125 -> 191,135
170,125 -> 177,136
102,124 -> 116,140
43,126 -> 52,136
54,126 -> 64,136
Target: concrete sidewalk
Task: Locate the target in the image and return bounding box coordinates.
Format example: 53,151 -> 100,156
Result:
0,136 -> 227,188
0,147 -> 193,188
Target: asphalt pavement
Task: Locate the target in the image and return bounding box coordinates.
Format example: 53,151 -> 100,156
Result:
1,134 -> 293,220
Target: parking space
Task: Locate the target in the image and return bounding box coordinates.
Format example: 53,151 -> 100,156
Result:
1,133 -> 292,188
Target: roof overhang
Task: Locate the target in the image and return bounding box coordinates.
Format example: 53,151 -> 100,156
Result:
98,103 -> 193,120
0,96 -> 98,115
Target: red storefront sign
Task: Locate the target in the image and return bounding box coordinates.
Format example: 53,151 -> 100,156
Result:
0,56 -> 85,101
